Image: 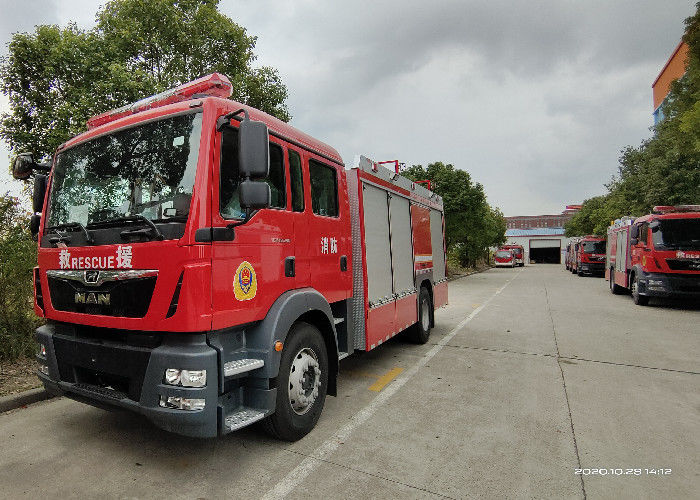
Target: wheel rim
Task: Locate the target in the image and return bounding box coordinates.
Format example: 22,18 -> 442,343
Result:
288,347 -> 321,415
421,297 -> 430,331
631,279 -> 638,296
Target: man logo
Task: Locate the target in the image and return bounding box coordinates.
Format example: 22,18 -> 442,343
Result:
84,270 -> 100,284
75,292 -> 110,306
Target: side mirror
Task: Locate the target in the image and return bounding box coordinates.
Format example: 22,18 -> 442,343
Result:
12,153 -> 36,180
30,214 -> 41,240
33,174 -> 47,213
630,224 -> 639,239
239,179 -> 271,210
238,119 -> 269,179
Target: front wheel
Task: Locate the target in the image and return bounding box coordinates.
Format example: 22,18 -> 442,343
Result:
408,287 -> 432,344
631,274 -> 649,306
262,322 -> 328,441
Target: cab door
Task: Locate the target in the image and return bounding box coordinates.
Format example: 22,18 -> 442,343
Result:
287,146 -> 310,286
210,125 -> 295,330
303,152 -> 352,303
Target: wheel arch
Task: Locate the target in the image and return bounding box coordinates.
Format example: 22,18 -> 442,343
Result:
418,278 -> 434,328
245,288 -> 339,396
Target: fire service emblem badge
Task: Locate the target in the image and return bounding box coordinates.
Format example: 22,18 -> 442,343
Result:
233,261 -> 257,301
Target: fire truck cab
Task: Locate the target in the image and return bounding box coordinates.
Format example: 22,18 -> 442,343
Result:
574,235 -> 606,277
606,206 -> 700,305
499,244 -> 524,266
13,74 -> 448,439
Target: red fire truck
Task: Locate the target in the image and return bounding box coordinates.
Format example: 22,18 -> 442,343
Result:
606,206 -> 700,305
573,235 -> 606,277
499,244 -> 524,266
12,74 -> 448,439
565,238 -> 580,273
494,249 -> 516,267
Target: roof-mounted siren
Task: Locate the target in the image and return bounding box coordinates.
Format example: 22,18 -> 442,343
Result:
87,73 -> 233,130
652,205 -> 700,214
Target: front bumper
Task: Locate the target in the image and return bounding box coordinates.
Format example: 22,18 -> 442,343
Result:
494,261 -> 514,267
36,322 -> 220,437
578,262 -> 605,274
636,272 -> 700,299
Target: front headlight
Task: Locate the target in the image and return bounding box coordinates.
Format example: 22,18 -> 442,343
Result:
164,368 -> 181,385
163,368 -> 206,387
181,370 -> 206,388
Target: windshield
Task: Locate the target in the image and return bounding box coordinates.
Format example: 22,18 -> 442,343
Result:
496,251 -> 512,258
47,112 -> 202,228
652,218 -> 700,250
582,241 -> 605,253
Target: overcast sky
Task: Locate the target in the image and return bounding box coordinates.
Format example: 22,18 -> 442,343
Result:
0,0 -> 695,215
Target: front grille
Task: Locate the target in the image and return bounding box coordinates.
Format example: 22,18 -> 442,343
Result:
666,259 -> 700,271
53,333 -> 152,402
48,276 -> 156,317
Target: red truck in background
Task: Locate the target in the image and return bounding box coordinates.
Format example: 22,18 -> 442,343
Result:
494,249 -> 516,267
12,73 -> 448,439
606,206 -> 700,305
573,235 -> 606,277
499,244 -> 524,266
565,238 -> 580,273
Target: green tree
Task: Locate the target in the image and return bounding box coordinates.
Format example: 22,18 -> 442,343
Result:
567,4 -> 700,235
0,194 -> 41,360
1,0 -> 290,162
403,162 -> 506,267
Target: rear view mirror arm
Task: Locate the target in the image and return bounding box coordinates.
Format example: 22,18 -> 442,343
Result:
216,108 -> 250,131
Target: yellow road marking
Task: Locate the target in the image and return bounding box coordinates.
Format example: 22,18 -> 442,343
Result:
368,367 -> 404,392
472,303 -> 481,308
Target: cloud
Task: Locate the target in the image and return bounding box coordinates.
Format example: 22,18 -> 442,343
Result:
0,0 -> 695,215
227,0 -> 694,215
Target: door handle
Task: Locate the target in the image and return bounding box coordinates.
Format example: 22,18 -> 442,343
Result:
285,257 -> 295,277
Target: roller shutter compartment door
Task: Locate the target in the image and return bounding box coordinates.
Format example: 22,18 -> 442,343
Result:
389,195 -> 414,295
362,184 -> 393,306
429,210 -> 446,281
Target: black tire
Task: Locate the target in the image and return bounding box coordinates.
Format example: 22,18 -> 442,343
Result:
577,268 -> 584,277
631,274 -> 649,306
408,287 -> 432,344
609,270 -> 623,295
262,322 -> 328,441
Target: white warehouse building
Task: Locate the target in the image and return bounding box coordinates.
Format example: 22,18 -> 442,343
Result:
504,228 -> 572,265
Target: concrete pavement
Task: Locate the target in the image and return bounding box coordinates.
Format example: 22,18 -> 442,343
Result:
0,265 -> 697,499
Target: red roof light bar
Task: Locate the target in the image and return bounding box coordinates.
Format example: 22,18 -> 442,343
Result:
87,73 -> 233,130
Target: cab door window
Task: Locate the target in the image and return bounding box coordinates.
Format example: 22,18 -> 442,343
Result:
638,223 -> 648,244
309,159 -> 338,217
289,149 -> 304,212
220,128 -> 285,218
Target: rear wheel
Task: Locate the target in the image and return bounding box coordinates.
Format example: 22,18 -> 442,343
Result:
408,287 -> 432,344
262,322 -> 328,441
631,274 -> 649,306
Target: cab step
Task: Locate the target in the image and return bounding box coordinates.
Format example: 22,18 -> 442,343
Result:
224,407 -> 266,432
223,358 -> 264,377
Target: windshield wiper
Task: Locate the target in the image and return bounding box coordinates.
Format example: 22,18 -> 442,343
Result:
45,222 -> 95,246
150,216 -> 188,223
88,215 -> 165,241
